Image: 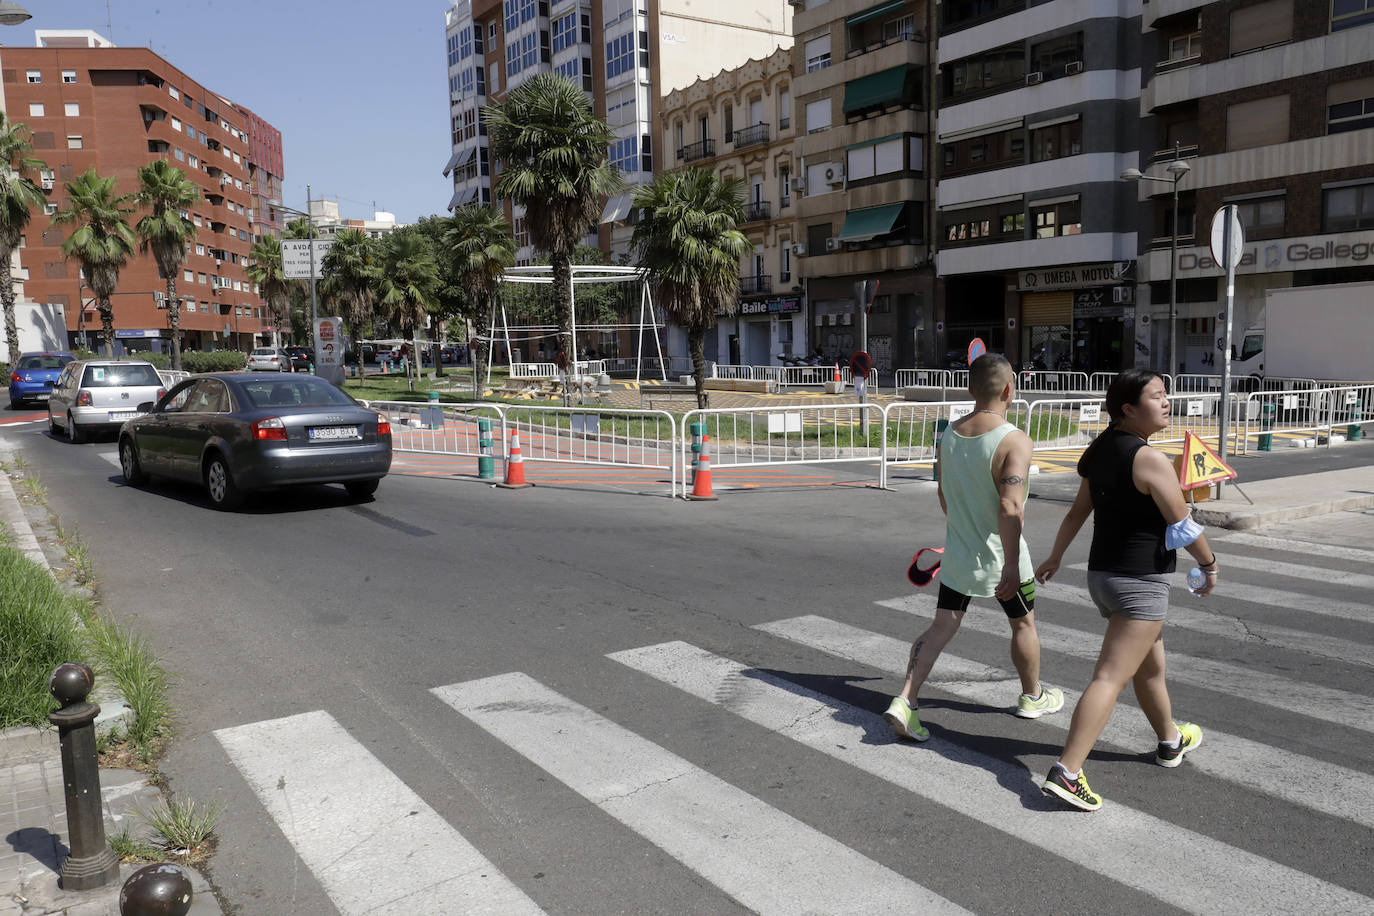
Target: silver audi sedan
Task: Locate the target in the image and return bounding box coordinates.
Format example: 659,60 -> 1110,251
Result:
117,372 -> 392,509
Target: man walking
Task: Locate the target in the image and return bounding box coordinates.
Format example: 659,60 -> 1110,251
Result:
884,353 -> 1063,740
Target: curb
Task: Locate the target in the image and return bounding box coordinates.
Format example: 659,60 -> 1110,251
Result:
1194,491 -> 1374,530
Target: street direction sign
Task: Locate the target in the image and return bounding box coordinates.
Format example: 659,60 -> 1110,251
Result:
281,239 -> 334,279
1210,205 -> 1244,271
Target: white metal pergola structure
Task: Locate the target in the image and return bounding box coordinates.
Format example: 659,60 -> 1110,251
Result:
490,264 -> 667,384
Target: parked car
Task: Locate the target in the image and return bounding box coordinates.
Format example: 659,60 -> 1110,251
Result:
285,346 -> 314,372
117,372 -> 392,509
8,351 -> 76,407
246,347 -> 289,372
440,346 -> 459,364
48,359 -> 164,443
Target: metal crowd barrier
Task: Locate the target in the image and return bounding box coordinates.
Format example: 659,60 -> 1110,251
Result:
1017,370 -> 1089,392
1088,372 -> 1118,392
371,400 -> 508,461
776,365 -> 835,388
711,364 -> 755,380
503,404 -> 680,495
1323,385 -> 1374,438
157,369 -> 191,386
682,403 -> 886,488
881,398 -> 1033,486
894,369 -> 954,391
1023,398 -> 1112,452
510,362 -> 558,380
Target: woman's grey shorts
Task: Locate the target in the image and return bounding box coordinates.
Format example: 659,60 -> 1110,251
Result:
1085,571 -> 1171,621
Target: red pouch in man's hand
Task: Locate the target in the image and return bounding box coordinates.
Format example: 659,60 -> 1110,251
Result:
907,547 -> 944,587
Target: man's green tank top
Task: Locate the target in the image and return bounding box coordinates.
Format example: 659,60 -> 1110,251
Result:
939,422 -> 1032,597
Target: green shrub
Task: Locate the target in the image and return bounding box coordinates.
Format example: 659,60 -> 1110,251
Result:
139,351 -> 170,369
0,548 -> 85,729
181,350 -> 246,373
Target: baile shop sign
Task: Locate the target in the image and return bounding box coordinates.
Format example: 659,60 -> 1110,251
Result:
1171,232 -> 1374,274
717,296 -> 802,317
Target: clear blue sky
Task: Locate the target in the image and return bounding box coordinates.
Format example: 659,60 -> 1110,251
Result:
7,0 -> 454,223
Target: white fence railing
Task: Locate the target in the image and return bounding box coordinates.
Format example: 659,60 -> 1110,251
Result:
895,369 -> 954,391
711,364 -> 754,380
775,365 -> 836,388
1017,370 -> 1089,392
510,362 -> 558,380
682,403 -> 886,479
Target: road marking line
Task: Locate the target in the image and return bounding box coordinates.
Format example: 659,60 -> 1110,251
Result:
1214,532 -> 1374,565
1063,563 -> 1374,626
610,640 -> 1373,915
758,614 -> 1374,831
879,594 -> 1374,737
215,710 -> 544,916
431,672 -> 966,915
1182,552 -> 1374,589
1031,578 -> 1374,669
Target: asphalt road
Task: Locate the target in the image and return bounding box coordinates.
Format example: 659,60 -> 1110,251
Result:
3,401 -> 1373,914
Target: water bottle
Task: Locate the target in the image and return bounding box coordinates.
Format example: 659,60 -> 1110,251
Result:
1187,567 -> 1207,595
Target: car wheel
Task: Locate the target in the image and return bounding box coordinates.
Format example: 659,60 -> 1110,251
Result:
119,438 -> 148,486
66,412 -> 84,444
204,453 -> 244,510
344,478 -> 380,498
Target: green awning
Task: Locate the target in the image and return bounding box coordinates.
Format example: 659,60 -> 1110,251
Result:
836,203 -> 904,242
846,0 -> 904,26
844,65 -> 909,113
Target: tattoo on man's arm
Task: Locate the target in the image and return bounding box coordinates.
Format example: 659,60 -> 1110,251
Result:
1001,475 -> 1024,485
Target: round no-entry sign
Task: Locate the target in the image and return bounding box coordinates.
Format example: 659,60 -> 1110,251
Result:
554,350 -> 568,371
967,337 -> 987,365
850,350 -> 872,378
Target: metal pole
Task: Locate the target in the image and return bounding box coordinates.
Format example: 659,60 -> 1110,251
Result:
1169,169 -> 1179,378
48,663 -> 120,890
1217,206 -> 1237,498
307,185 -> 318,376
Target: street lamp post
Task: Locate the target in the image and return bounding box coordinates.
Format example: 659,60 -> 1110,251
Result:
1122,144 -> 1191,377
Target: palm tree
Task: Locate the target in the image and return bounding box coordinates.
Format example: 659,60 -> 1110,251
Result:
0,114 -> 47,367
374,229 -> 440,390
51,168 -> 137,357
631,169 -> 748,409
246,236 -> 291,344
484,72 -> 620,367
444,205 -> 515,399
320,228 -> 378,375
135,160 -> 199,370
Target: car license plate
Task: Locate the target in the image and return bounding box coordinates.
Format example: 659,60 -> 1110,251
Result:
35,393 -> 49,400
108,410 -> 135,421
309,425 -> 360,440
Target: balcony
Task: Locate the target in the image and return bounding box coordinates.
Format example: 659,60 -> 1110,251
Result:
743,200 -> 771,223
733,122 -> 770,149
738,274 -> 772,295
677,139 -> 715,162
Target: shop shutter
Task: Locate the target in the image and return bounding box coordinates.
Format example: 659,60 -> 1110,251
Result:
1021,292 -> 1073,326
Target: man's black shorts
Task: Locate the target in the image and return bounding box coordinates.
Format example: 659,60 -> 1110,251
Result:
937,581 -> 1036,619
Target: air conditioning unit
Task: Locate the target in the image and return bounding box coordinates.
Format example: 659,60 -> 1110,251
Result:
1112,286 -> 1133,304
40,178 -> 54,190
823,163 -> 844,185
792,242 -> 807,256
1025,71 -> 1044,85
1065,60 -> 1083,75
825,237 -> 841,252
791,176 -> 807,192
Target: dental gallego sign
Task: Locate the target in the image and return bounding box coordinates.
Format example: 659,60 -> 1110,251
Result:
1170,231 -> 1374,274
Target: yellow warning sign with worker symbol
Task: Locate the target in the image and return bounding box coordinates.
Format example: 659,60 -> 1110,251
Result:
1178,431 -> 1238,490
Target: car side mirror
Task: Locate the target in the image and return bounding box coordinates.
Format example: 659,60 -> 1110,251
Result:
137,401 -> 154,412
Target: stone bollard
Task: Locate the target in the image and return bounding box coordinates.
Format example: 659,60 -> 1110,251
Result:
48,662 -> 121,890
120,863 -> 194,916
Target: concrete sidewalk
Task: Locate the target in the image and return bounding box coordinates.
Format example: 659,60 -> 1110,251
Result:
1192,465 -> 1374,530
0,459 -> 220,916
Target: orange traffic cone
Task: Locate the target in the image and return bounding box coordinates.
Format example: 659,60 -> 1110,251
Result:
499,429 -> 532,488
833,364 -> 842,383
688,434 -> 717,500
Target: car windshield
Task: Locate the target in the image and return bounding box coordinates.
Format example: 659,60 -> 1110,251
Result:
81,364 -> 161,387
17,355 -> 72,370
239,378 -> 356,408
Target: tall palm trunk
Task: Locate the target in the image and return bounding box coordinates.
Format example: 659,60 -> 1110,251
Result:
689,326 -> 709,409
98,296 -> 114,357
551,250 -> 574,405
1,249 -> 19,365
472,305 -> 489,401
165,275 -> 182,369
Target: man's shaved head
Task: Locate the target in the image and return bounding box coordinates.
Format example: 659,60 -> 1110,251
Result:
970,353 -> 1013,401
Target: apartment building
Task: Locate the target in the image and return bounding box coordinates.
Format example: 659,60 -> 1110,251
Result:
1,30 -> 276,353
442,0 -> 791,264
233,103 -> 285,244
933,0 -> 1141,373
790,0 -> 935,373
306,199 -> 407,242
1131,0 -> 1374,374
659,47 -> 799,365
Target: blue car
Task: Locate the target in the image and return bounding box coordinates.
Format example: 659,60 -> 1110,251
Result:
8,351 -> 76,408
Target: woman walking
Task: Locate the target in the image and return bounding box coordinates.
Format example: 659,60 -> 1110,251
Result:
1035,369 -> 1217,811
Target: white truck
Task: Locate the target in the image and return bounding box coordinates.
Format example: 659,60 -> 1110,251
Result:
0,301 -> 67,364
1230,280 -> 1374,383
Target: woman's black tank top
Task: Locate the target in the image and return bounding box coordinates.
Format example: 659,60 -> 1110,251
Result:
1077,428 -> 1176,575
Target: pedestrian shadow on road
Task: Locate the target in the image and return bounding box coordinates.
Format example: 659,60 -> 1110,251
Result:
6,826 -> 67,874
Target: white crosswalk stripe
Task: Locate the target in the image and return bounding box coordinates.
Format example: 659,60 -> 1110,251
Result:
879,593 -> 1374,736
609,640 -> 1374,915
431,672 -> 968,915
757,614 -> 1374,831
1201,551 -> 1374,589
1036,578 -> 1373,669
215,711 -> 545,916
1215,531 -> 1374,565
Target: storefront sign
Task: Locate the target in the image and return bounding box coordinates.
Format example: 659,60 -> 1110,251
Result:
1018,262 -> 1131,291
1072,288 -> 1125,318
722,296 -> 802,317
114,329 -> 162,338
1169,231 -> 1374,275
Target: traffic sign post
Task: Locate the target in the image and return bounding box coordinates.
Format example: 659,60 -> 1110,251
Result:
280,239 -> 333,280
1209,204 -> 1244,497
850,350 -> 872,436
1178,430 -> 1238,493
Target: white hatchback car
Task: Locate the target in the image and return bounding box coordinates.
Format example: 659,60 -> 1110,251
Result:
47,359 -> 165,443
246,347 -> 289,371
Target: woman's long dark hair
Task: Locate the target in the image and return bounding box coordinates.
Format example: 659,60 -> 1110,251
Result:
1078,368 -> 1163,468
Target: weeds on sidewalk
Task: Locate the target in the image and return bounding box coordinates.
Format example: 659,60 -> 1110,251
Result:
108,828 -> 163,864
140,798 -> 221,865
55,520 -> 95,586
0,550 -> 85,728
